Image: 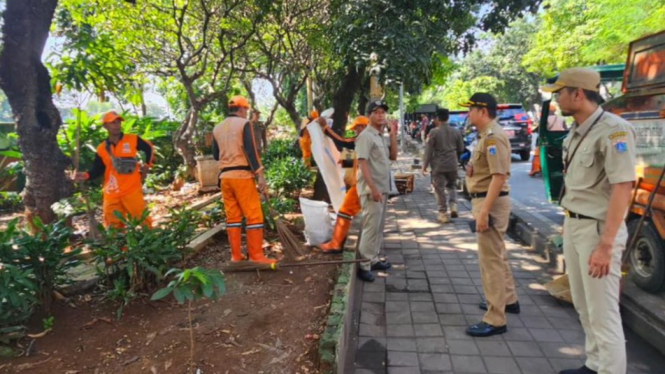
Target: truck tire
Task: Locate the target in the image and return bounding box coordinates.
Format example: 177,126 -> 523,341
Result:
627,219 -> 665,293
519,150 -> 530,161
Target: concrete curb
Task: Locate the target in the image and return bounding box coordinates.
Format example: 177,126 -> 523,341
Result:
507,209 -> 566,272
319,236 -> 358,374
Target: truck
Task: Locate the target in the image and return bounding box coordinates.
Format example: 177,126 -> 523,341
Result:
539,30 -> 665,293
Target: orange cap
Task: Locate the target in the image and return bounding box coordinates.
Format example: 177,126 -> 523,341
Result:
347,116 -> 369,130
102,111 -> 124,124
309,109 -> 319,120
229,95 -> 250,109
549,103 -> 557,112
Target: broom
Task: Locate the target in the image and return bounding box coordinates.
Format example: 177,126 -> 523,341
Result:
262,192 -> 306,262
73,105 -> 100,240
221,258 -> 369,272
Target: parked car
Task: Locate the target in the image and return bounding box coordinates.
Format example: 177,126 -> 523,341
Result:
496,104 -> 533,161
449,110 -> 468,129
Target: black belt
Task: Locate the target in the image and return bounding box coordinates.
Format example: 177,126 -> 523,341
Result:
565,210 -> 594,220
221,165 -> 251,173
469,191 -> 509,199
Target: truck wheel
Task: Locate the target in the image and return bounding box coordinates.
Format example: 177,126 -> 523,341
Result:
627,220 -> 665,293
519,150 -> 530,161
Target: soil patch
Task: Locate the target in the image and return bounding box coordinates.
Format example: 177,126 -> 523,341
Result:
3,236 -> 341,374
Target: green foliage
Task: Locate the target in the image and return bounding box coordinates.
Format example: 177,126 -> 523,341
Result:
265,157 -> 313,198
51,188 -> 103,219
262,138 -> 301,166
0,264 -> 38,329
523,0 -> 665,76
90,208 -> 201,318
201,200 -> 225,229
151,267 -> 226,304
262,197 -> 297,231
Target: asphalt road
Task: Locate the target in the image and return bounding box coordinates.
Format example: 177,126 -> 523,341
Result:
510,154 -> 565,225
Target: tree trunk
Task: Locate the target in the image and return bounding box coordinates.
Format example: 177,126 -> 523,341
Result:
0,0 -> 74,224
281,100 -> 302,132
331,65 -> 363,134
173,108 -> 199,177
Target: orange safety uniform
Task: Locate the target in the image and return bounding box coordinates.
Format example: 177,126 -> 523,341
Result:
212,111 -> 274,264
85,133 -> 154,228
317,116 -> 367,254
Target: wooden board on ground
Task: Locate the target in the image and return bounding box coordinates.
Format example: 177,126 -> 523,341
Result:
187,222 -> 226,253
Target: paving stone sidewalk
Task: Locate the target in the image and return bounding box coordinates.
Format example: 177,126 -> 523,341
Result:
346,161 -> 665,374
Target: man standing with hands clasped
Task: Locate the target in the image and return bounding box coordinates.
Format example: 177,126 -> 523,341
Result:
543,68 -> 636,374
462,93 -> 519,337
356,100 -> 398,282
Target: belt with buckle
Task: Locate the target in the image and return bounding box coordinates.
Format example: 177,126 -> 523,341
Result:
565,210 -> 594,220
469,191 -> 509,199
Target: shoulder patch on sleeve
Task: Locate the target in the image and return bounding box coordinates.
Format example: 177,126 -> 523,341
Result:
487,145 -> 497,155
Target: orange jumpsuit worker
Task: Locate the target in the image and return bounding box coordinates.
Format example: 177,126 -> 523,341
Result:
75,111 -> 154,228
316,116 -> 368,253
212,96 -> 276,265
299,110 -> 319,168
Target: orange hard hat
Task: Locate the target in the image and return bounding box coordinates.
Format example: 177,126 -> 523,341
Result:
347,116 -> 369,131
102,111 -> 124,124
229,96 -> 250,109
309,109 -> 319,120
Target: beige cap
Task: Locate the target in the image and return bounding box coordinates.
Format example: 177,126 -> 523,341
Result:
542,67 -> 601,93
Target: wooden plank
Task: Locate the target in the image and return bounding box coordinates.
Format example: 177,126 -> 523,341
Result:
186,222 -> 226,253
188,192 -> 222,211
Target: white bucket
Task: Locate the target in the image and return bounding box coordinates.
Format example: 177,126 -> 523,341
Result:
299,198 -> 333,246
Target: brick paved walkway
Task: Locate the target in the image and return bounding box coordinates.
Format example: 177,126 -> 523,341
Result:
346,169 -> 665,374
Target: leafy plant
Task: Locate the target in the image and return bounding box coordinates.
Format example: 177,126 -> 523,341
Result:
152,267 -> 226,370
90,208 -> 201,318
265,157 -> 313,198
11,218 -> 81,313
262,138 -> 301,166
262,197 -> 297,231
0,264 -> 39,329
201,200 -> 225,229
0,192 -> 23,214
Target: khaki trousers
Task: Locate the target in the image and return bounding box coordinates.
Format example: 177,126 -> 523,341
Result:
358,193 -> 388,271
432,170 -> 458,213
563,218 -> 627,374
472,195 -> 517,327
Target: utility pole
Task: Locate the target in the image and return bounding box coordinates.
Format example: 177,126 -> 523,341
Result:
399,82 -> 405,153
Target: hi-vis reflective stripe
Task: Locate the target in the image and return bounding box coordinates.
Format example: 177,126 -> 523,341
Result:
227,222 -> 243,228
338,212 -> 353,221
246,223 -> 264,230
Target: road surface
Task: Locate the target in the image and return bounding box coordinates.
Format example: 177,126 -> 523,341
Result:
510,155 -> 565,225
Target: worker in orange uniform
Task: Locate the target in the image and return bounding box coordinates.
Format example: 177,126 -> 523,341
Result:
299,110 -> 319,168
316,116 -> 368,253
74,111 -> 154,228
211,96 -> 276,265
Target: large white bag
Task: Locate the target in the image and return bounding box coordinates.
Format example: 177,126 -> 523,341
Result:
299,198 -> 334,246
306,121 -> 346,213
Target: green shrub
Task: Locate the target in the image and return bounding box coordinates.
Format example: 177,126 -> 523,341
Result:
261,197 -> 297,231
265,157 -> 313,198
11,219 -> 81,313
0,265 -> 38,329
90,208 -> 201,318
262,138 -> 300,166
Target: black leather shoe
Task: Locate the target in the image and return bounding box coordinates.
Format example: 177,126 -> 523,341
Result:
559,366 -> 597,374
357,269 -> 375,282
371,261 -> 392,271
479,300 -> 521,314
465,322 -> 507,337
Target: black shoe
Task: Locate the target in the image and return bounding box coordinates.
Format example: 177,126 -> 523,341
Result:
371,261 -> 392,271
559,366 -> 597,374
479,300 -> 521,314
559,365 -> 598,374
465,322 -> 507,337
357,269 -> 375,282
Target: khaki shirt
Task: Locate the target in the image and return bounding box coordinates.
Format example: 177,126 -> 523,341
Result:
466,121 -> 511,194
561,107 -> 636,220
356,125 -> 391,195
423,122 -> 465,173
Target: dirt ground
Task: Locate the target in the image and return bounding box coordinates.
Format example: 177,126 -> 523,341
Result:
2,235 -> 341,374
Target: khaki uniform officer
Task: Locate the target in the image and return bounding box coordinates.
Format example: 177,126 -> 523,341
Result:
543,68 -> 636,374
461,93 -> 519,338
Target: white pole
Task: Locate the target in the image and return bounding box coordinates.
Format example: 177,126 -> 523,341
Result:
399,82 -> 405,153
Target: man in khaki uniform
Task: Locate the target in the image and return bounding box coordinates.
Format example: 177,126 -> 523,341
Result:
543,68 -> 636,374
422,108 -> 465,223
462,93 -> 519,337
356,100 -> 398,282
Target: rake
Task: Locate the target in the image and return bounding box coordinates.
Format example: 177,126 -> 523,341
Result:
263,193 -> 306,262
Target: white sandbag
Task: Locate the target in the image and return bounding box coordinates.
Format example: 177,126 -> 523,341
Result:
306,121 -> 347,213
299,197 -> 333,246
